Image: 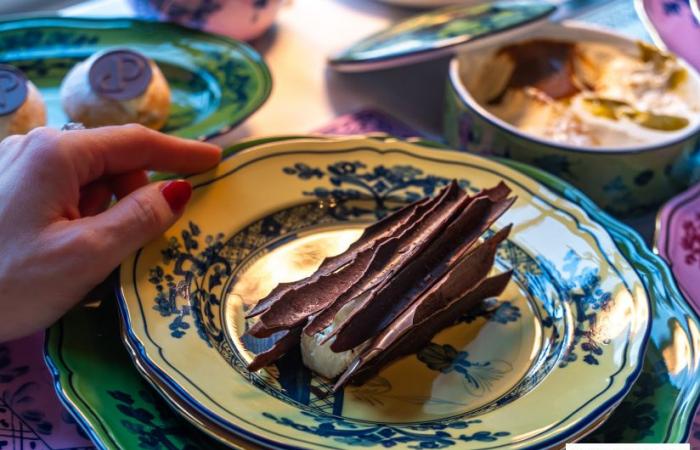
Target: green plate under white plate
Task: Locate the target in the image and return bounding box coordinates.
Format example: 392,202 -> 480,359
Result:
329,2 -> 555,72
0,17 -> 271,140
116,136 -> 650,449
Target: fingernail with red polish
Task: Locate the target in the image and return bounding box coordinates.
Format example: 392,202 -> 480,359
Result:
161,180 -> 192,213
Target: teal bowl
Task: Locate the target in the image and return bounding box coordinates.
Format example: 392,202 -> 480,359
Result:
444,22 -> 700,216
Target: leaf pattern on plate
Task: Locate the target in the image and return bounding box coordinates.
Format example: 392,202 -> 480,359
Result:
263,410 -> 509,449
417,344 -> 513,397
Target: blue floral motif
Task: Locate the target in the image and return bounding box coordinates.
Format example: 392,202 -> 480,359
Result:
148,203 -> 345,343
149,221 -> 228,343
263,411 -> 509,449
417,344 -> 512,397
108,390 -> 203,450
539,250 -> 613,367
283,163 -> 324,180
283,161 -> 475,219
531,154 -> 574,179
461,298 -> 521,325
662,0 -> 700,26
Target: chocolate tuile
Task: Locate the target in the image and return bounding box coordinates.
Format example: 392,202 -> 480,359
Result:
244,181 -> 515,383
245,190 -> 439,319
415,226 -> 512,320
304,184 -> 469,338
335,270 -> 513,390
328,193 -> 514,352
247,182 -> 458,337
248,244 -> 379,338
247,328 -> 302,372
318,187 -> 477,348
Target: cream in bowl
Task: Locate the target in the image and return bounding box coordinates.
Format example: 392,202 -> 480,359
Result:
444,22 -> 700,215
472,39 -> 699,148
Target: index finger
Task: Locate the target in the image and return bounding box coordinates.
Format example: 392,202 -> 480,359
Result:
59,124 -> 222,184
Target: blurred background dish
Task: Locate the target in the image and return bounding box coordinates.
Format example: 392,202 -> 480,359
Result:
445,21 -> 700,216
127,0 -> 283,41
0,16 -> 272,141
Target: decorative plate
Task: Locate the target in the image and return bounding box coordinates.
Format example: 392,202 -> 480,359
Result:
0,17 -> 271,140
635,0 -> 700,71
655,179 -> 700,448
656,182 -> 700,333
329,2 -> 555,72
117,136 -> 649,449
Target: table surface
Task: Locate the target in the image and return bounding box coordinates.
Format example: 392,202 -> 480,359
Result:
0,2 -> 685,449
54,0 -> 657,239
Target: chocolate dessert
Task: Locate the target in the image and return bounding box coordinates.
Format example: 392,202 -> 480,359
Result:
245,181 -> 515,390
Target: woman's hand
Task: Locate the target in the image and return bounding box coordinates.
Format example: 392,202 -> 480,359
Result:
0,124 -> 221,342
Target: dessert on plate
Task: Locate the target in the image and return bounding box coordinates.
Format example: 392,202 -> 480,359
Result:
245,180 -> 515,390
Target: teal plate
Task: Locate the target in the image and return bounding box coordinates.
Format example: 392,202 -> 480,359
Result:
329,2 -> 554,72
46,136 -> 700,448
0,17 -> 272,140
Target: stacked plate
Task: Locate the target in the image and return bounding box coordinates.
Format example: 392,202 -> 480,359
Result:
46,134 -> 700,449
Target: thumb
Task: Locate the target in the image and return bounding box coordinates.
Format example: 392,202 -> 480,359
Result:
81,179 -> 192,272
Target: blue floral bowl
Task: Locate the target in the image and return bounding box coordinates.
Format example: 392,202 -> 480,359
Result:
444,22 -> 700,216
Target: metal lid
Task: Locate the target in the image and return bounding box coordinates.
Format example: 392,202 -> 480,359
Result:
329,1 -> 556,72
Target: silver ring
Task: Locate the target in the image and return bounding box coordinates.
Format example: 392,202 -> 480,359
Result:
61,122 -> 86,131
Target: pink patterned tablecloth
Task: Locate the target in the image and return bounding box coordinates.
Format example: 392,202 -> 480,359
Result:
1,333 -> 94,450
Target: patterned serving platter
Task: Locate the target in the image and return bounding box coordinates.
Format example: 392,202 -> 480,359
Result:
0,17 -> 271,140
329,2 -> 555,72
116,137 -> 650,449
656,182 -> 700,323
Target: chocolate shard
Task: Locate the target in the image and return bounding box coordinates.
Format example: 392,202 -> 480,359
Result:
304,184 -> 472,338
247,183 -> 459,338
247,244 -> 380,338
327,191 -> 515,352
247,327 -> 302,372
245,183 -> 450,320
414,226 -> 511,320
335,270 -> 514,390
314,185 -> 473,346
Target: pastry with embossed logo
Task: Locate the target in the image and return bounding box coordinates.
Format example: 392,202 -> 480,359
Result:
0,64 -> 46,139
60,48 -> 171,130
245,181 -> 515,390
